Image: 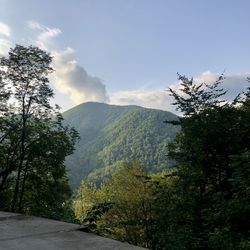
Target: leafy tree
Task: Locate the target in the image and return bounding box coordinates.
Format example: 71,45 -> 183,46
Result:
74,161 -> 163,248
165,74 -> 250,249
0,45 -> 78,218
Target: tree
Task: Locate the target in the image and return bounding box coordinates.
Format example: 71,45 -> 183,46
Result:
73,73 -> 250,249
0,45 -> 78,217
74,161 -> 160,248
165,74 -> 250,249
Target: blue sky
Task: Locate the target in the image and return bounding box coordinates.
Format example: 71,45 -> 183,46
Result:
0,0 -> 249,112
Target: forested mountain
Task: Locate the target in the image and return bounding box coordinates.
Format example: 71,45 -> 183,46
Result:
63,102 -> 179,188
74,77 -> 250,249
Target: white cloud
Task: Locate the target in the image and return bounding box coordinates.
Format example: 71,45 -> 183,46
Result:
27,21 -> 108,104
51,48 -> 108,104
193,71 -> 249,100
26,21 -> 249,112
27,20 -> 61,50
109,88 -> 174,112
27,20 -> 44,30
109,71 -> 249,114
0,22 -> 10,37
0,22 -> 11,55
0,38 -> 12,56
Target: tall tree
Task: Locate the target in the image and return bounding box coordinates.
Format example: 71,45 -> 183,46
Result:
166,74 -> 250,249
0,45 -> 78,217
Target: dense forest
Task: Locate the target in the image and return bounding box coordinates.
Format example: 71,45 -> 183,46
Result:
74,75 -> 250,249
63,102 -> 179,188
0,45 -> 249,249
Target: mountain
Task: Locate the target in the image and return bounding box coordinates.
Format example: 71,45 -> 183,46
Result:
63,102 -> 179,188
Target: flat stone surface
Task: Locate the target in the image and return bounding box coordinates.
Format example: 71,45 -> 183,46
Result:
0,211 -> 146,250
0,211 -> 20,218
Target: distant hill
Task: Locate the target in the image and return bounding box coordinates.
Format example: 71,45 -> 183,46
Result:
63,102 -> 179,188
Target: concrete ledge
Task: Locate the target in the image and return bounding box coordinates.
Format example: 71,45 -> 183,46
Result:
0,211 -> 147,250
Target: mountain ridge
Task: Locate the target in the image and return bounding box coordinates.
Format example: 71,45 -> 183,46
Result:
64,101 -> 171,113
63,102 -> 179,188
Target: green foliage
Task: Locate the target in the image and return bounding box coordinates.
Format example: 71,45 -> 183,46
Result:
63,102 -> 179,188
0,45 -> 78,220
74,161 -> 169,248
164,75 -> 250,249
73,75 -> 250,249
83,201 -> 114,231
2,45 -> 248,249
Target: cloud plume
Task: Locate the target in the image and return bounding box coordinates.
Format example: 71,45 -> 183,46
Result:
24,21 -> 250,112
27,20 -> 108,105
27,20 -> 61,50
0,38 -> 12,56
0,22 -> 11,37
0,22 -> 12,55
51,48 -> 108,104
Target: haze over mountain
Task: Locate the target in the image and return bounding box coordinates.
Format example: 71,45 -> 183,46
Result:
63,102 -> 179,188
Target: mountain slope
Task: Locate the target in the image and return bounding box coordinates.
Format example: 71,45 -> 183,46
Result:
63,102 -> 179,188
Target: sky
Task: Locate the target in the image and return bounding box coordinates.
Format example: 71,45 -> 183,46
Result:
0,0 -> 249,113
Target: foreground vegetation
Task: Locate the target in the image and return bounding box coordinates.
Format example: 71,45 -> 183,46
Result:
0,45 -> 78,219
74,74 -> 250,249
1,45 -> 249,249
